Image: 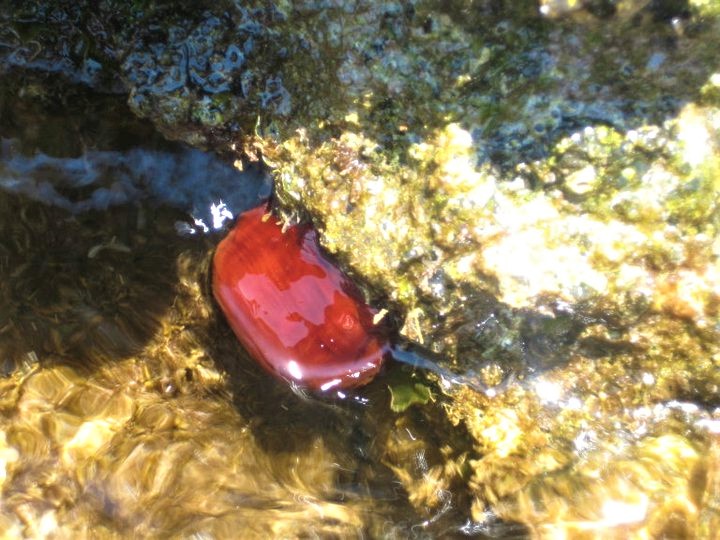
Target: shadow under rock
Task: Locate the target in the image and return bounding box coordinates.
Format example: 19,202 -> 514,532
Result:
0,191 -> 197,373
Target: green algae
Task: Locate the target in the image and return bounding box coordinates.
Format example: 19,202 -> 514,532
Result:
387,373 -> 434,413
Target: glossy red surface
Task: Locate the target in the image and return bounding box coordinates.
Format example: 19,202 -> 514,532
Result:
212,204 -> 389,391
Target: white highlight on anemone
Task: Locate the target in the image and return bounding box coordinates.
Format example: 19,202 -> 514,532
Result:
320,378 -> 342,392
286,360 -> 303,381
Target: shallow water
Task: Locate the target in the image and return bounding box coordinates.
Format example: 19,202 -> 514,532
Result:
0,81 -> 516,538
4,24 -> 717,534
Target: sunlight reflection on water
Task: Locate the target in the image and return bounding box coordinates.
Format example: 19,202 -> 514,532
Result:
0,139 -> 271,228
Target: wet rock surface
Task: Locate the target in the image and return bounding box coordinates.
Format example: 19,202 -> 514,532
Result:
1,0 -> 720,537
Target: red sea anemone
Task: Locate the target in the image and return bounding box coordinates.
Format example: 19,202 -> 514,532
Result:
213,204 -> 389,391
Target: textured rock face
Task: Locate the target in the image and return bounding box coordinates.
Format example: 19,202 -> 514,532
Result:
1,0 -> 720,536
